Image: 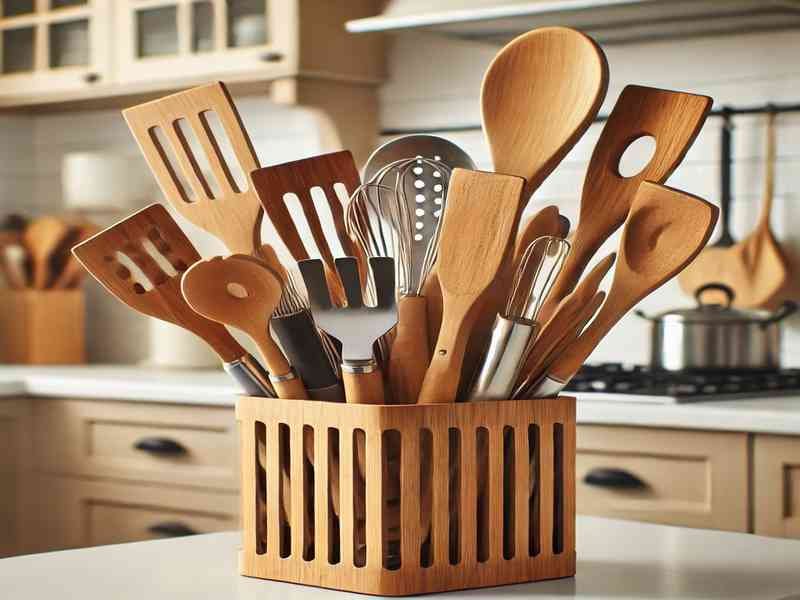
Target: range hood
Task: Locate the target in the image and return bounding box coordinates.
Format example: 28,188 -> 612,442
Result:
347,0 -> 800,44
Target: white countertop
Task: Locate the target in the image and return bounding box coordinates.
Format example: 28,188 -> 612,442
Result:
2,365 -> 800,434
1,517 -> 798,599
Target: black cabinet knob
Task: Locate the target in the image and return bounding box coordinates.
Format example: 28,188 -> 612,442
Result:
260,52 -> 284,63
148,521 -> 197,538
133,437 -> 187,456
583,467 -> 646,489
83,72 -> 101,84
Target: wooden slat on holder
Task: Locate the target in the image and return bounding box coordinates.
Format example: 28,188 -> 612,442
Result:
338,427 -> 355,567
314,425 -> 330,563
488,425 -> 505,562
400,429 -> 421,570
265,420 -> 281,558
366,428 -> 384,569
460,426 -> 477,566
432,426 -> 450,567
514,423 -> 530,559
538,421 -> 555,559
290,424 -> 305,559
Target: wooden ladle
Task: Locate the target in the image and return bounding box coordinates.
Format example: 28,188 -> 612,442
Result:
181,254 -> 308,400
532,182 -> 719,396
678,112 -> 787,308
24,216 -> 70,289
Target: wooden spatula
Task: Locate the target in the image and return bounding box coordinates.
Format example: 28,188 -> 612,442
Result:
72,203 -> 273,397
482,26 -> 609,203
181,254 -> 308,399
24,216 -> 70,289
541,85 -> 713,320
531,182 -> 718,397
512,206 -> 564,272
123,82 -> 264,257
417,169 -> 525,404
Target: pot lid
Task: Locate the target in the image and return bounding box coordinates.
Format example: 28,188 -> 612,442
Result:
643,283 -> 778,323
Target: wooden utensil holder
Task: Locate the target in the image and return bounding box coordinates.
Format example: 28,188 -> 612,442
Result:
0,290 -> 85,364
237,396 -> 576,596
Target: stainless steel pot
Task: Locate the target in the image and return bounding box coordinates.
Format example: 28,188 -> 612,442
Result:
635,283 -> 797,371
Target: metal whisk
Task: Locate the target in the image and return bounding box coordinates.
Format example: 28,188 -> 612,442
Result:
468,236 -> 570,400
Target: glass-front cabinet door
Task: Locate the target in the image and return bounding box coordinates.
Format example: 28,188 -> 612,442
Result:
117,0 -> 293,84
0,0 -> 111,99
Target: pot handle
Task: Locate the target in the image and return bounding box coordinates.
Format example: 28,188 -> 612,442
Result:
761,301 -> 798,327
695,283 -> 735,308
634,309 -> 651,320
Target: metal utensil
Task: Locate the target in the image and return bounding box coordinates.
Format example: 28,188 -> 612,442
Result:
299,256 -> 397,404
468,236 -> 570,400
72,203 -> 274,397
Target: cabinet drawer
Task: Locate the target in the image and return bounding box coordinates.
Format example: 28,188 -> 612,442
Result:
576,425 -> 749,532
34,399 -> 238,491
30,475 -> 239,553
754,434 -> 800,539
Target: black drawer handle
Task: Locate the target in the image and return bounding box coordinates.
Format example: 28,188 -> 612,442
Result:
148,521 -> 197,538
133,437 -> 187,456
583,467 -> 646,489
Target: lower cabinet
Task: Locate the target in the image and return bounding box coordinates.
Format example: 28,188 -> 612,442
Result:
0,399 -> 31,557
576,425 -> 750,532
754,434 -> 800,539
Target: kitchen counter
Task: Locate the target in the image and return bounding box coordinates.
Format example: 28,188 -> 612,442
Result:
2,365 -> 800,434
1,517 -> 798,599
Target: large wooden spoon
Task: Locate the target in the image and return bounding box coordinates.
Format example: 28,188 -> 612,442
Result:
532,182 -> 718,396
678,112 -> 788,308
24,216 -> 70,289
540,85 -> 713,321
417,169 -> 525,404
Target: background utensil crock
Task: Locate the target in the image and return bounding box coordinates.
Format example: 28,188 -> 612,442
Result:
636,283 -> 797,371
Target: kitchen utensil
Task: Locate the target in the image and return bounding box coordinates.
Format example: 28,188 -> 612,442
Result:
468,236 -> 570,400
299,256 -> 397,404
531,182 -> 719,397
24,216 -> 70,289
51,222 -> 100,289
123,82 -> 265,257
0,243 -> 27,290
482,26 -> 609,202
678,112 -> 788,308
515,254 -> 616,395
72,203 -> 274,397
417,169 -> 525,404
541,85 -> 713,320
636,282 -> 797,371
181,254 -> 309,399
250,150 -> 362,302
513,206 -> 564,272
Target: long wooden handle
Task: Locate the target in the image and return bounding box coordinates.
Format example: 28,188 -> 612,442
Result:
343,368 -> 385,404
422,270 -> 442,351
388,295 -> 430,404
272,377 -> 309,400
417,300 -> 475,404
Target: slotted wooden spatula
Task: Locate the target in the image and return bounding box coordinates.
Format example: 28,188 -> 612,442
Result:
123,82 -> 264,257
72,203 -> 273,397
417,169 -> 526,404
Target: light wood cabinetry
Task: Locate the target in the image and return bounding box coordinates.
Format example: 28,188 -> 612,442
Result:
576,425 -> 750,532
0,398 -> 32,557
754,434 -> 800,539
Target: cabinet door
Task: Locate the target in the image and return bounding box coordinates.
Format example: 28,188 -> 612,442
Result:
28,475 -> 239,553
115,0 -> 294,85
0,399 -> 32,557
0,0 -> 111,98
754,434 -> 800,539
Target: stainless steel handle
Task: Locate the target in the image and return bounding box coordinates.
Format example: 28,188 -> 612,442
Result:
468,316 -> 536,401
224,355 -> 275,397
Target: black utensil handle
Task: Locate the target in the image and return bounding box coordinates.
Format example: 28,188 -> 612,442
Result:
133,437 -> 187,456
271,310 -> 340,391
714,109 -> 735,247
583,467 -> 646,489
147,521 -> 197,537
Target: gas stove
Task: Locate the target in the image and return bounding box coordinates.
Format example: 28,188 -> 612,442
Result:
564,363 -> 800,404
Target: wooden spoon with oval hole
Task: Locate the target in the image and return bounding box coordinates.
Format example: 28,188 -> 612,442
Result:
678,112 -> 788,308
539,85 -> 713,323
24,216 -> 71,289
180,254 -> 308,400
532,182 -> 718,396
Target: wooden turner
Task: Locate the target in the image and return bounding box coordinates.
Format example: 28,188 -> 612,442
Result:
24,216 -> 70,289
123,82 -> 265,257
417,169 -> 526,404
531,182 -> 718,397
72,203 -> 273,397
181,254 -> 308,400
540,85 -> 713,321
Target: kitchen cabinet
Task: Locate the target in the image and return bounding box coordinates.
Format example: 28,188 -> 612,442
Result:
0,0 -> 111,97
0,398 -> 31,557
754,434 -> 800,539
576,425 -> 750,532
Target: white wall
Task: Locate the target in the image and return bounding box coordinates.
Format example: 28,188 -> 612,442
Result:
379,29 -> 800,366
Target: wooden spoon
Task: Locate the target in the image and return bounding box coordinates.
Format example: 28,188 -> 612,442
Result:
512,205 -> 563,271
24,216 -> 70,289
417,169 -> 525,404
482,26 -> 609,203
678,112 -> 788,308
540,85 -> 713,321
533,182 -> 718,396
181,254 -> 308,400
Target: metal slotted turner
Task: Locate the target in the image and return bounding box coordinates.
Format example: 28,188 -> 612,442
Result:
299,256 -> 397,404
72,203 -> 273,397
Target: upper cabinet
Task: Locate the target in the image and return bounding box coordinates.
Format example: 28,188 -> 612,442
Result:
0,0 -> 111,97
115,0 -> 294,85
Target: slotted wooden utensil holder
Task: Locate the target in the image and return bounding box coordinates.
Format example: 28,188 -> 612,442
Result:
237,395 -> 575,596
